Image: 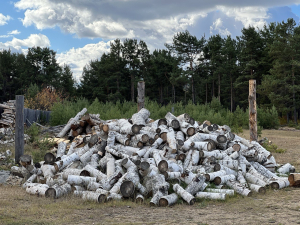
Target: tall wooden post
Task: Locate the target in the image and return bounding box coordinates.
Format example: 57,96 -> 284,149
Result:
15,95 -> 24,164
249,80 -> 257,142
137,81 -> 145,112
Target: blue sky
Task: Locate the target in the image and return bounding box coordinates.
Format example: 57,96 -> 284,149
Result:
0,0 -> 300,80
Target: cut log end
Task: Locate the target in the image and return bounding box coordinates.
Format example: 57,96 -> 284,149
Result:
214,164 -> 221,171
232,144 -> 241,152
187,127 -> 195,136
214,177 -> 221,185
177,140 -> 184,147
132,124 -> 141,134
98,194 -> 107,203
44,153 -> 56,165
217,135 -> 227,144
120,181 -> 135,198
80,170 -> 91,177
171,120 -> 180,130
158,119 -> 167,126
160,133 -> 167,142
159,198 -> 169,207
158,160 -> 168,173
45,188 -> 56,198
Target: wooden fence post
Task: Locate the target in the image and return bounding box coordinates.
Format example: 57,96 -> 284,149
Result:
137,81 -> 145,112
15,95 -> 24,164
249,80 -> 257,142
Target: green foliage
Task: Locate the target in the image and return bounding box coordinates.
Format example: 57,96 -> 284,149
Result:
262,142 -> 286,154
50,98 -> 280,130
25,123 -> 40,143
258,106 -> 280,129
25,83 -> 40,99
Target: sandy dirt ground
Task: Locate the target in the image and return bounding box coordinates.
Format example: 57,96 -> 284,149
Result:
1,129 -> 300,225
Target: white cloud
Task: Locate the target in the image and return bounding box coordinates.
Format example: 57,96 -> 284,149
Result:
56,41 -> 111,81
0,34 -> 50,52
210,18 -> 231,36
8,30 -> 21,35
0,13 -> 11,26
218,6 -> 270,29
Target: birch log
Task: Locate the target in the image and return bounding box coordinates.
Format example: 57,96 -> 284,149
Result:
165,112 -> 180,130
26,183 -> 49,196
173,183 -> 195,205
288,173 -> 300,187
45,183 -> 72,198
57,108 -> 87,138
226,180 -> 252,197
249,183 -> 266,194
195,192 -> 226,200
206,188 -> 235,196
185,174 -> 206,195
159,193 -> 178,207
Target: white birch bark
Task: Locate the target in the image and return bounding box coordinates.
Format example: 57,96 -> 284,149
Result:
218,159 -> 239,170
175,131 -> 185,147
214,174 -> 235,185
195,192 -> 226,200
164,171 -> 182,180
81,164 -> 107,182
270,177 -> 290,189
205,170 -> 227,181
193,142 -> 213,151
159,193 -> 178,207
250,161 -> 277,179
180,170 -> 196,184
57,142 -> 67,158
89,154 -> 100,168
105,146 -> 129,158
167,127 -> 177,151
236,171 -> 247,187
57,108 -> 87,138
45,183 -> 72,199
277,163 -> 295,174
173,183 -> 195,205
62,168 -> 82,180
22,174 -> 37,189
26,183 -> 49,196
249,183 -> 266,194
41,164 -> 56,179
185,174 -> 206,195
226,180 -> 252,197
183,150 -> 193,170
245,173 -> 267,187
110,172 -> 128,194
82,191 -> 106,203
206,188 -> 234,196
131,108 -> 150,126
150,190 -> 165,206
135,193 -> 144,204
67,175 -> 96,187
165,112 -> 180,130
191,150 -> 200,166
87,181 -> 102,191
106,156 -> 115,178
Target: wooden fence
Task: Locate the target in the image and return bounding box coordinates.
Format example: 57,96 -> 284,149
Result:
24,108 -> 51,126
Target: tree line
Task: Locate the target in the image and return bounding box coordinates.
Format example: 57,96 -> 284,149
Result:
0,18 -> 299,124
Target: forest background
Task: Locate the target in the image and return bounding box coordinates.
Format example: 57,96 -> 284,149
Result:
0,18 -> 299,129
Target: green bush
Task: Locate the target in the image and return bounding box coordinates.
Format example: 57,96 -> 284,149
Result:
49,98 -> 280,130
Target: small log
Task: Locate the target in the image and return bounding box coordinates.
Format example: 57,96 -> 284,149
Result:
81,164 -> 107,182
67,175 -> 96,188
115,133 -> 130,146
44,153 -> 56,165
277,163 -> 295,174
136,193 -> 144,204
26,183 -> 49,196
81,191 -> 106,203
175,131 -> 185,147
120,180 -> 135,197
107,193 -> 123,201
245,173 -> 267,187
62,168 -> 82,180
106,156 -> 115,178
249,183 -> 266,194
57,108 -> 87,138
159,193 -> 178,207
165,112 -> 180,130
205,170 -> 227,181
131,108 -> 150,126
288,173 -> 300,187
22,174 -> 37,189
214,174 -> 235,185
195,192 -> 226,200
173,183 -> 195,205
270,178 -> 290,189
206,188 -> 234,196
56,142 -> 67,159
163,171 -> 182,180
226,180 -> 252,197
185,174 -> 206,195
45,183 -> 72,199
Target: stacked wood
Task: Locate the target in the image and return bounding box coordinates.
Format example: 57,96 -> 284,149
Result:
0,100 -> 16,128
14,107 -> 296,206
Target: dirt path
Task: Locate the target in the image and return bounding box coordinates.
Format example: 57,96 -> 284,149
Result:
1,129 -> 300,225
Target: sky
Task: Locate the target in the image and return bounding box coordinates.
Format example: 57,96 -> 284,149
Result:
0,1 -> 300,81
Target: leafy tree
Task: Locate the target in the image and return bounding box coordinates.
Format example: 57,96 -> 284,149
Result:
165,30 -> 205,104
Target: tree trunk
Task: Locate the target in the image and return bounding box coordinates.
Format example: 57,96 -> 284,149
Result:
218,73 -> 221,102
249,80 -> 257,142
137,81 -> 145,112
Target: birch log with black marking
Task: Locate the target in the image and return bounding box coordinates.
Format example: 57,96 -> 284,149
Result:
249,183 -> 266,194
118,119 -> 134,135
195,192 -> 226,200
205,170 -> 227,181
185,174 -> 206,195
131,108 -> 150,127
206,188 -> 234,196
270,178 -> 290,189
57,108 -> 87,138
81,164 -> 107,182
62,168 -> 82,180
159,193 -> 178,207
214,174 -> 235,185
22,174 -> 37,189
277,163 -> 295,174
56,142 -> 67,159
245,173 -> 267,187
175,131 -> 185,147
165,112 -> 180,130
226,180 -> 252,197
173,183 -> 195,205
67,175 -> 96,188
26,183 -> 49,196
45,183 -> 72,199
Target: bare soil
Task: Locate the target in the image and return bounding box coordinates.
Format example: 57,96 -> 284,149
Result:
1,129 -> 300,225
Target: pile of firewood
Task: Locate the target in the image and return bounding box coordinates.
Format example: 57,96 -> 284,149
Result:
11,108 -> 299,206
0,100 -> 16,128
